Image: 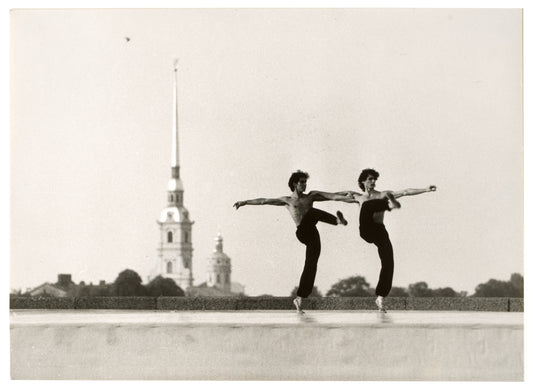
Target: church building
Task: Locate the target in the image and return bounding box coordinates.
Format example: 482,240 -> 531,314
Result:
152,60 -> 244,297
155,59 -> 194,290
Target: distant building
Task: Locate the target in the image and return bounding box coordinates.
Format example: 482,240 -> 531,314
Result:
143,62 -> 244,296
27,274 -> 109,297
28,274 -> 76,297
187,233 -> 245,297
187,283 -> 237,297
77,280 -> 110,297
230,282 -> 246,295
153,60 -> 194,290
207,233 -> 232,292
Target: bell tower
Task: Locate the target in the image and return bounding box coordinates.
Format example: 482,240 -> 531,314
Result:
156,59 -> 194,289
206,233 -> 232,292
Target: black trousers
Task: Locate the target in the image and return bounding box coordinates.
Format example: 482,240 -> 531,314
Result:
295,208 -> 337,298
359,199 -> 394,297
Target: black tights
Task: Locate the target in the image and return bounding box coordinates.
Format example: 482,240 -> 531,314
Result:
359,199 -> 394,297
295,208 -> 337,298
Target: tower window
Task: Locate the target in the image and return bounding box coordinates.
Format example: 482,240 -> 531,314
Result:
217,274 -> 220,284
167,231 -> 173,243
167,261 -> 173,273
184,232 -> 189,243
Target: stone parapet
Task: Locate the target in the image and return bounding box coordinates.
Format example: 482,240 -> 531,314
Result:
10,297 -> 76,309
74,297 -> 157,310
9,296 -> 523,311
405,297 -> 510,311
509,298 -> 524,312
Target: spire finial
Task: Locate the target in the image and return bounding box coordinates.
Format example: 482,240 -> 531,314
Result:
214,230 -> 223,253
171,58 -> 180,170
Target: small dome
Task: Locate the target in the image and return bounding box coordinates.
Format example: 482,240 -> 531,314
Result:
208,233 -> 231,263
210,251 -> 230,262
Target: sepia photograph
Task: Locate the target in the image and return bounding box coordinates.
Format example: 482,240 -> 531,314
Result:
7,1 -> 528,383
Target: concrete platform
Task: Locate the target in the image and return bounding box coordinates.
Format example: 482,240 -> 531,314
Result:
10,310 -> 523,381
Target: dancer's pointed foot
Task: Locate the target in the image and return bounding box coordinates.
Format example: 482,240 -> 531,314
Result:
375,296 -> 387,313
336,211 -> 348,226
385,192 -> 401,210
293,297 -> 305,314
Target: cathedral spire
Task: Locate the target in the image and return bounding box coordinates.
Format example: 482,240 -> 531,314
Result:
156,58 -> 194,290
167,59 -> 184,207
171,58 -> 180,179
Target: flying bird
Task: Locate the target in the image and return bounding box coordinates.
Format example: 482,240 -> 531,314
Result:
125,37 -> 130,42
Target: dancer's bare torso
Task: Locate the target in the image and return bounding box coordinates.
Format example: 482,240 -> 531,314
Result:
277,193 -> 323,226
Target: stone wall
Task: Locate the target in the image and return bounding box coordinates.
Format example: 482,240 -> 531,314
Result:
9,296 -> 524,311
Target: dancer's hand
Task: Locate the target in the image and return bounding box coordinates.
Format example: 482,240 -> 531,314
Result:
428,185 -> 437,192
233,201 -> 245,210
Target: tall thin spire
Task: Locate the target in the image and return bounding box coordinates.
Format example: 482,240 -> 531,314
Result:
167,58 -> 184,207
171,58 -> 180,179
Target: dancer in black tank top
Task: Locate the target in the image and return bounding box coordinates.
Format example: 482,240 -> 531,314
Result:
337,168 -> 437,312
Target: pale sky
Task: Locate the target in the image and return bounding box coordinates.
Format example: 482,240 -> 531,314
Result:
9,7 -> 524,296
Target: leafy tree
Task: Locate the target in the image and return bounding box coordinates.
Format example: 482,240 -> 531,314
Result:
473,280 -> 515,297
146,276 -> 185,297
326,276 -> 371,297
113,269 -> 147,296
473,273 -> 523,297
78,286 -> 90,297
408,282 -> 433,297
432,287 -> 459,297
290,286 -> 322,298
509,273 -> 524,296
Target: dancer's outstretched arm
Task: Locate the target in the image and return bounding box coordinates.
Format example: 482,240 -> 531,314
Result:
392,185 -> 437,199
333,190 -> 363,203
233,197 -> 287,210
334,190 -> 361,196
309,190 -> 359,203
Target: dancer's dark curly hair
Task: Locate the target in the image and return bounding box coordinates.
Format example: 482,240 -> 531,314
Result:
358,168 -> 380,191
288,170 -> 309,191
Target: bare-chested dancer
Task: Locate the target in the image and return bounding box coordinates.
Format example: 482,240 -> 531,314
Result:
338,168 -> 437,312
233,170 -> 352,313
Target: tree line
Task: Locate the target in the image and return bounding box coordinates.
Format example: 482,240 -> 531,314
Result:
13,270 -> 523,298
291,273 -> 523,298
16,270 -> 186,297
87,270 -> 186,297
